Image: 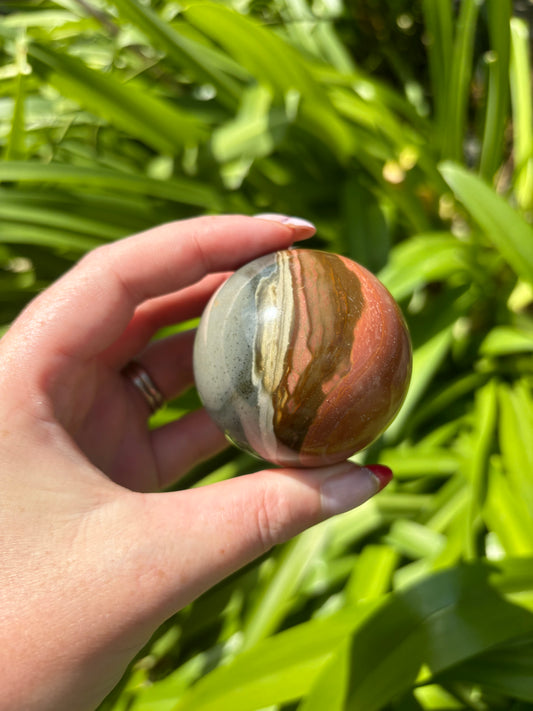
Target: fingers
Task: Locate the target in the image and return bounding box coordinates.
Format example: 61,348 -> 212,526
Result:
120,330 -> 228,488
120,328 -> 229,488
102,273 -> 229,369
150,409 -> 228,489
122,329 -> 197,411
14,215 -> 315,364
135,463 -> 392,615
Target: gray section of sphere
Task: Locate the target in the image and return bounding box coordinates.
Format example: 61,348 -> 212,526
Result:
193,253 -> 278,455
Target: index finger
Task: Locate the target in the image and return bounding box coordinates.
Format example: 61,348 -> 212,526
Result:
13,214 -> 315,361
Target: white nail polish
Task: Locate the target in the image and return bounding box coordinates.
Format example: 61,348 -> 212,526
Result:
321,467 -> 380,517
253,213 -> 316,230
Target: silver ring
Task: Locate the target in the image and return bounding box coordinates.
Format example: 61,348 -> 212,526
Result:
122,361 -> 165,414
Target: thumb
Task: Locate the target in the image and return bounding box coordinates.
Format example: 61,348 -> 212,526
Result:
135,461 -> 392,619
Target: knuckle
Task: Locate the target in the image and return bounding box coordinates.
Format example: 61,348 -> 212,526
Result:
78,244 -> 106,267
254,481 -> 295,552
77,245 -> 112,277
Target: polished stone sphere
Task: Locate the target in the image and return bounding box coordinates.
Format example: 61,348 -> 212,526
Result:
193,249 -> 412,467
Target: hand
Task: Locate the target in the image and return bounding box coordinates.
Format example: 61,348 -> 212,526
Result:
0,215 -> 391,711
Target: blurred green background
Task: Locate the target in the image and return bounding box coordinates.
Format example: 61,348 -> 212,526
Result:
2,1 -> 533,709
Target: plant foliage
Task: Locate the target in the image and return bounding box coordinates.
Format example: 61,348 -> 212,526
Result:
1,0 -> 533,709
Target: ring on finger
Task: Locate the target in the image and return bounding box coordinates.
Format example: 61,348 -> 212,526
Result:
122,360 -> 165,414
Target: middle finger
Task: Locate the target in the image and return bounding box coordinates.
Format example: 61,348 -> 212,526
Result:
104,272 -> 228,369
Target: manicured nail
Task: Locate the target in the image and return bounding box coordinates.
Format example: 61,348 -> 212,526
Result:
253,213 -> 316,232
321,464 -> 382,517
366,465 -> 393,492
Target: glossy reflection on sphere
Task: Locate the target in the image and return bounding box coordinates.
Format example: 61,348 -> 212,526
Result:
193,249 -> 412,467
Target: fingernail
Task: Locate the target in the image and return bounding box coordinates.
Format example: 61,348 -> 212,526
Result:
253,213 -> 316,232
366,465 -> 393,492
321,464 -> 383,517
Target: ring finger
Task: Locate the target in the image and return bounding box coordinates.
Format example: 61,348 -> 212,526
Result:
127,329 -> 197,415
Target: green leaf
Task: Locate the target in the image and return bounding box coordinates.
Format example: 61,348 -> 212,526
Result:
484,467 -> 533,556
412,685 -> 463,710
385,520 -> 446,560
407,372 -> 488,433
346,563 -> 533,710
4,69 -> 25,160
481,325 -> 533,355
510,18 -> 533,209
326,499 -> 387,558
27,43 -> 206,155
297,642 -> 349,711
440,161 -> 533,284
160,562 -> 533,711
438,639 -> 533,702
212,85 -> 288,164
379,233 -> 469,302
0,221 -> 103,251
0,162 -> 221,208
421,0 -> 453,150
440,0 -> 481,162
107,0 -> 243,107
498,381 -> 533,518
169,606 -> 368,711
0,9 -> 79,29
384,324 -> 454,443
341,179 -> 390,273
479,0 -> 512,179
240,524 -> 329,651
0,187 -> 158,232
184,3 -> 354,159
0,198 -> 126,240
345,545 -> 398,604
464,379 -> 498,559
422,474 -> 470,535
380,447 -> 461,479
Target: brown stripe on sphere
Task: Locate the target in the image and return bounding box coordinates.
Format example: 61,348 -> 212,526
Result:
271,251 -> 365,452
300,259 -> 412,458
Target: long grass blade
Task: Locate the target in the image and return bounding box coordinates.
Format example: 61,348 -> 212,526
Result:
441,0 -> 481,162
498,381 -> 533,519
107,0 -> 242,107
440,161 -> 533,284
438,640 -> 533,702
484,466 -> 533,557
0,162 -> 221,208
384,325 -> 454,443
479,0 -> 512,180
240,525 -> 329,651
184,3 -> 354,160
346,563 -> 533,710
510,18 -> 533,210
379,233 -> 470,302
169,607 -> 366,711
297,643 -> 349,711
421,0 -> 453,152
4,69 -> 26,161
464,379 -> 498,560
345,545 -> 398,604
27,43 -> 206,155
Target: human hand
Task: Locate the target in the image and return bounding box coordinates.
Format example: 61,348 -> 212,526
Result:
0,215 -> 391,711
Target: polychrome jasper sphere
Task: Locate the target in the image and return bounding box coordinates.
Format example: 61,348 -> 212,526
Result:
193,249 -> 412,467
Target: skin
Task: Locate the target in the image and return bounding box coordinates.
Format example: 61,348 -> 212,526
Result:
0,215 -> 389,711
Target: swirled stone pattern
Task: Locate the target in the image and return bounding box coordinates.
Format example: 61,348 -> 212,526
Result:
194,249 -> 412,467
